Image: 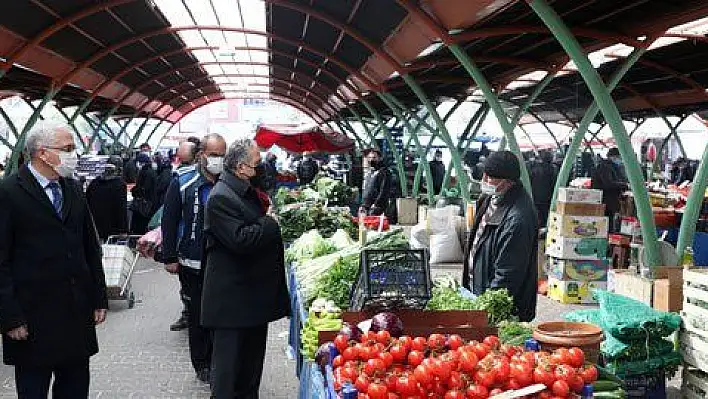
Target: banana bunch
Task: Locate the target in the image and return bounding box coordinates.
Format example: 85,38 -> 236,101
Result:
301,299 -> 343,360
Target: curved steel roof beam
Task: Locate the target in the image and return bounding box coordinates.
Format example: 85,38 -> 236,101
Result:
449,25 -> 646,48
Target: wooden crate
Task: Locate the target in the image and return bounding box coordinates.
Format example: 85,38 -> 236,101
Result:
612,266 -> 683,308
318,310 -> 496,345
682,368 -> 708,399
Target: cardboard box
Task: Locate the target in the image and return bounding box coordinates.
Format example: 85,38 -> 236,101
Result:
556,201 -> 606,216
545,235 -> 608,260
653,279 -> 682,312
396,198 -> 418,225
548,212 -> 609,239
557,187 -> 603,204
612,266 -> 683,308
547,277 -> 607,304
548,257 -> 608,281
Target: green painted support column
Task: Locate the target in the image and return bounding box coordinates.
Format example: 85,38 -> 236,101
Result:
379,93 -> 435,205
154,121 -> 172,149
115,115 -> 137,144
56,107 -> 91,152
335,117 -> 366,149
361,100 -> 408,196
530,0 -> 660,267
349,107 -> 378,148
447,44 -> 531,194
549,48 -> 647,212
402,75 -> 470,202
7,89 -> 57,174
441,104 -> 490,189
0,106 -> 18,139
676,143 -> 708,261
128,117 -> 153,152
87,105 -> 120,150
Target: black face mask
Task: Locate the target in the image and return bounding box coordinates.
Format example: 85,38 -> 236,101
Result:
369,159 -> 383,169
249,163 -> 266,188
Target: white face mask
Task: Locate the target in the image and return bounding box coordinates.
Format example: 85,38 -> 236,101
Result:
480,181 -> 499,196
205,156 -> 224,175
51,150 -> 78,178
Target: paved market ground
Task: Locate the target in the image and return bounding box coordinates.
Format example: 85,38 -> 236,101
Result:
0,260 -> 681,397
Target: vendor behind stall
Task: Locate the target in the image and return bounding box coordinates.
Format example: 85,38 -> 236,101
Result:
462,151 -> 539,322
591,147 -> 629,223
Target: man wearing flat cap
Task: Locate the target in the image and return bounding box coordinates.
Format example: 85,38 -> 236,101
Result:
462,151 -> 539,321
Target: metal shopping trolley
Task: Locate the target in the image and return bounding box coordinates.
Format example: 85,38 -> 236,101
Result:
102,235 -> 140,309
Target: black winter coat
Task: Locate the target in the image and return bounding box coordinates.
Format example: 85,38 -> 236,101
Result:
530,161 -> 557,206
201,171 -> 290,329
429,160 -> 445,195
131,164 -> 157,207
0,166 -> 108,366
86,176 -> 128,241
462,183 -> 539,322
362,167 -> 392,215
591,159 -> 628,215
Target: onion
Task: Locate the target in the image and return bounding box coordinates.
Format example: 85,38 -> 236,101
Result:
369,312 -> 404,338
314,343 -> 331,370
339,322 -> 363,342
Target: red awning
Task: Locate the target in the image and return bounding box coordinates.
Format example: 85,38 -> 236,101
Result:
254,125 -> 354,154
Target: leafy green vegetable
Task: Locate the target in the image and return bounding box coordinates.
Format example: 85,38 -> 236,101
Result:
278,204 -> 356,242
497,320 -> 533,345
285,230 -> 336,263
426,286 -> 476,311
473,288 -> 516,326
312,255 -> 360,309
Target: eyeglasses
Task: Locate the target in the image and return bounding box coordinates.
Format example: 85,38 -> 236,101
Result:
45,145 -> 76,153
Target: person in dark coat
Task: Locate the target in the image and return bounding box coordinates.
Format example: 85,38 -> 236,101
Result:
130,152 -> 157,235
429,149 -> 446,195
86,156 -> 128,241
529,151 -> 557,227
153,153 -> 174,210
297,153 -> 319,185
462,151 -> 539,322
591,147 -> 629,221
0,122 -> 108,398
161,134 -> 226,383
360,149 -> 392,216
202,139 -> 290,398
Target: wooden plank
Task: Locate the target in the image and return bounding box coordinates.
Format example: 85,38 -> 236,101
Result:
683,368 -> 708,399
685,269 -> 708,287
684,286 -> 708,304
680,333 -> 708,373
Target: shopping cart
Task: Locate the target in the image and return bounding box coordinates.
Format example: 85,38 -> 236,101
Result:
102,235 -> 140,309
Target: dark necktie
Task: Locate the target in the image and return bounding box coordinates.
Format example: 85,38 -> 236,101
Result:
47,181 -> 63,216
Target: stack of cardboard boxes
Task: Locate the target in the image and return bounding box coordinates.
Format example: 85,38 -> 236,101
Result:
546,188 -> 609,304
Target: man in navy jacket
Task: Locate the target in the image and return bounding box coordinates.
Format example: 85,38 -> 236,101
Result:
160,133 -> 226,383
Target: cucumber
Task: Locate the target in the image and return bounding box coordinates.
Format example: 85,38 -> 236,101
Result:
593,380 -> 622,392
593,389 -> 626,399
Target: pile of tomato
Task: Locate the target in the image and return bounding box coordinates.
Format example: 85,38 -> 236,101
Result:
331,331 -> 599,399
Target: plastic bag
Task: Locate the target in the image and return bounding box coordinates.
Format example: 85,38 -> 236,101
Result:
429,228 -> 463,264
594,290 -> 681,340
137,227 -> 161,259
410,223 -> 430,249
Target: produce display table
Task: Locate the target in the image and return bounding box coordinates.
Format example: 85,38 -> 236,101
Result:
287,263 -> 308,378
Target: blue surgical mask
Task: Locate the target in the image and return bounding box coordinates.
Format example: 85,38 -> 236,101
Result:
613,158 -> 622,166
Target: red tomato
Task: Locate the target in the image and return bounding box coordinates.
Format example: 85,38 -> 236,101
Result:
483,335 -> 500,349
367,382 -> 388,399
551,380 -> 570,397
459,351 -> 479,372
376,330 -> 392,345
474,370 -> 496,388
554,364 -> 577,383
407,350 -> 425,367
355,375 -> 370,392
414,364 -> 433,385
358,393 -> 368,399
389,344 -> 408,363
396,374 -> 418,396
428,333 -> 447,349
448,371 -> 464,390
364,358 -> 386,376
506,378 -> 522,390
533,366 -> 556,387
386,393 -> 399,399
430,358 -> 452,381
411,337 -> 428,352
567,347 -> 585,368
368,345 -> 382,360
569,375 -> 584,393
341,366 -> 358,382
385,374 -> 398,392
332,355 -> 344,368
551,348 -> 571,366
511,362 -> 534,386
398,336 -> 413,351
519,351 -> 537,367
444,389 -> 465,399
537,391 -> 552,399
343,347 -> 358,362
447,334 -> 464,350
579,365 -> 599,384
471,343 -> 491,359
465,384 -> 488,399
379,352 -> 394,368
335,334 -> 350,352
492,357 -> 511,384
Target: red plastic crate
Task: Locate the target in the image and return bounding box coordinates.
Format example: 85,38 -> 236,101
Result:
352,216 -> 390,231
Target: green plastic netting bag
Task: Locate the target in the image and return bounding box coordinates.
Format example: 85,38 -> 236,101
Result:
603,351 -> 682,377
593,290 -> 681,340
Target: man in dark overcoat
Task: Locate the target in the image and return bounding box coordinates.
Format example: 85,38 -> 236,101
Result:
0,121 -> 108,398
202,138 -> 290,398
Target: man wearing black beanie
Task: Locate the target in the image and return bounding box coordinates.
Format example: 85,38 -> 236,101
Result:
462,151 -> 539,321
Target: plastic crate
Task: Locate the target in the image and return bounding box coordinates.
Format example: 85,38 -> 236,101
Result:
349,249 -> 431,312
